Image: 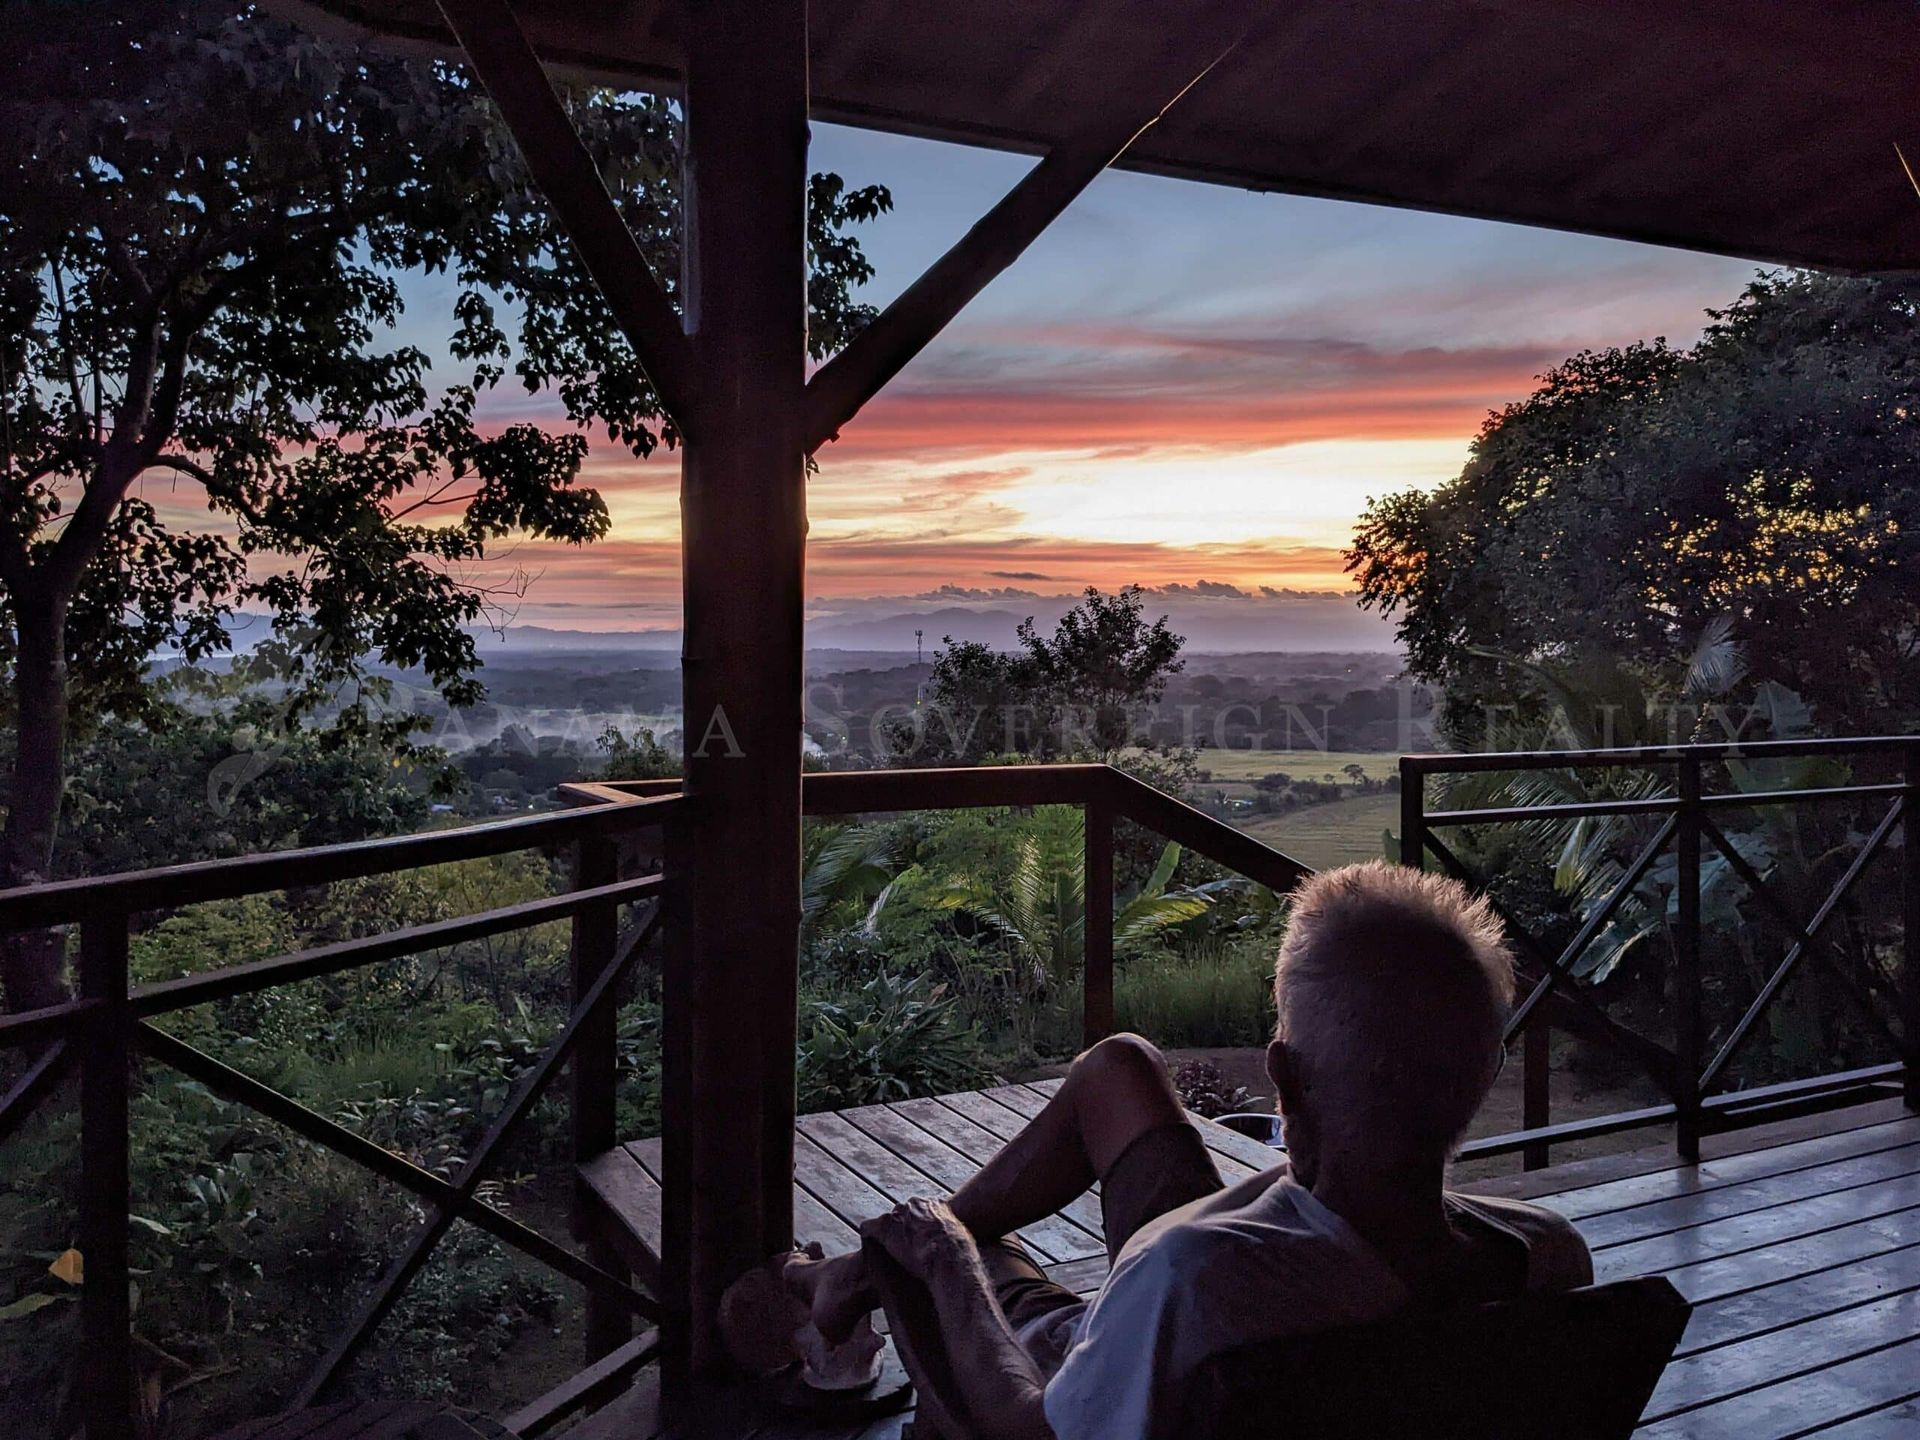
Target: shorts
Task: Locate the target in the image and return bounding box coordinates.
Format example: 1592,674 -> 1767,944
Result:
984,1121 -> 1224,1334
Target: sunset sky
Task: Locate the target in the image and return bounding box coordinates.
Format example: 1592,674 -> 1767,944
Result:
381,123 -> 1758,638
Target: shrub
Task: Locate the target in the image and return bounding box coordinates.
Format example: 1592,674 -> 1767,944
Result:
798,972 -> 993,1111
1172,1058 -> 1255,1118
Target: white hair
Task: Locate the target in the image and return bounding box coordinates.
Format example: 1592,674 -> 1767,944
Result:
1274,861 -> 1515,1158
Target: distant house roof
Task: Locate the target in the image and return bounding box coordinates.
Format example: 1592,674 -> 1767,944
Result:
271,0 -> 1920,275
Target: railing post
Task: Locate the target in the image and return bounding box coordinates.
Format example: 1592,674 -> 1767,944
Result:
1084,792 -> 1115,1049
1903,741 -> 1920,1112
571,833 -> 630,1363
79,910 -> 133,1440
659,809 -> 694,1405
1399,757 -> 1425,872
1675,757 -> 1704,1163
1522,1017 -> 1551,1171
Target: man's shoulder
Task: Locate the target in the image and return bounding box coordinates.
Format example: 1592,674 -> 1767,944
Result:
1451,1192 -> 1595,1291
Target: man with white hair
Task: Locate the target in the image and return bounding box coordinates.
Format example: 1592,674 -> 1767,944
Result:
783,861 -> 1593,1440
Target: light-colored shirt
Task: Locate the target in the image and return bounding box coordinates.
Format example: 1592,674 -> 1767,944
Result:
1032,1164 -> 1592,1440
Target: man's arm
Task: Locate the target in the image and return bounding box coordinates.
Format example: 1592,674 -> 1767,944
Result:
864,1199 -> 1056,1440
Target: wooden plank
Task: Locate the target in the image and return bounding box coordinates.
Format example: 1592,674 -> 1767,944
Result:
1574,1143 -> 1920,1249
1679,1243 -> 1920,1355
793,1130 -> 897,1232
985,1082 -> 1047,1119
1642,1288 -> 1920,1422
1466,1097 -> 1916,1202
1539,1118 -> 1920,1222
1042,1255 -> 1110,1297
892,1097 -> 1106,1238
1633,1334 -> 1920,1440
936,1088 -> 1037,1140
1814,1398 -> 1920,1437
502,1332 -> 658,1437
1189,1116 -> 1285,1177
1592,1173 -> 1920,1283
1653,1207 -> 1920,1306
578,1147 -> 664,1284
623,1135 -> 858,1261
835,1105 -> 1101,1263
791,1186 -> 861,1257
303,1400 -> 411,1440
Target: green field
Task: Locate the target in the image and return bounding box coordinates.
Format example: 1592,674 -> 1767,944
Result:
1236,790 -> 1400,870
1191,749 -> 1400,783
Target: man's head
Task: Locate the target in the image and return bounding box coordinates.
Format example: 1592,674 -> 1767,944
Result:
1266,861 -> 1514,1179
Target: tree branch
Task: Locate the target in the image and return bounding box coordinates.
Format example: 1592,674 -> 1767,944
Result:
149,453 -> 264,525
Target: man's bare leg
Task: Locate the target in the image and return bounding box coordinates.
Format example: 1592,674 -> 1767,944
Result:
790,1034 -> 1188,1336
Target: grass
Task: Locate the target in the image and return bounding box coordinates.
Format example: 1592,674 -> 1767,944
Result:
1117,943 -> 1276,1048
1237,790 -> 1400,869
1190,748 -> 1400,783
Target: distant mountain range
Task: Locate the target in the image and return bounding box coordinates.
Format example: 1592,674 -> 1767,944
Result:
202,587 -> 1398,660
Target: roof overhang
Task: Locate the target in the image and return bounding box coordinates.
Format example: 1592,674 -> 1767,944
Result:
269,0 -> 1920,274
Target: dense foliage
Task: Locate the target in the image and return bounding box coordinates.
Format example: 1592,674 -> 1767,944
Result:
891,585 -> 1186,763
1349,273 -> 1920,746
0,0 -> 889,1007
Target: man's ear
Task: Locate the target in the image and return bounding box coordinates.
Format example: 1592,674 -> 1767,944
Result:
1266,1038 -> 1297,1110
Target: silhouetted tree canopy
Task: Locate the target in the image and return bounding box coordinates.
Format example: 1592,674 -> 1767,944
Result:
1348,273 -> 1920,744
896,586 -> 1185,763
0,0 -> 890,1007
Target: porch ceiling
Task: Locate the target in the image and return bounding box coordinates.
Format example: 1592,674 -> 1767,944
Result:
271,0 -> 1920,273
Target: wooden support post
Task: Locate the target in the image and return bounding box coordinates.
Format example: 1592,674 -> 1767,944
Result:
1903,742 -> 1920,1111
668,0 -> 811,1400
79,910 -> 133,1440
1399,758 -> 1426,872
1522,1019 -> 1550,1171
1084,794 -> 1115,1049
1675,758 -> 1704,1163
571,834 -> 630,1363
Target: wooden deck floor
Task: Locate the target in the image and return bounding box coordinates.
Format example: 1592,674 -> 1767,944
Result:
579,1091 -> 1920,1440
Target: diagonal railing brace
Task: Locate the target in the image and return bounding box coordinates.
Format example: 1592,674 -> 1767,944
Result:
1505,816 -> 1679,1039
437,0 -> 702,436
136,1025 -> 660,1323
1699,798 -> 1905,1094
296,902 -> 663,1406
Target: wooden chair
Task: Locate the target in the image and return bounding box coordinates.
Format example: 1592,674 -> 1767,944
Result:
863,1236 -> 1689,1440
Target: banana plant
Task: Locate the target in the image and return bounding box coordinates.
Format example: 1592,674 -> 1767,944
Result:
1446,618 -> 1787,982
928,814 -> 1225,991
801,822 -> 904,939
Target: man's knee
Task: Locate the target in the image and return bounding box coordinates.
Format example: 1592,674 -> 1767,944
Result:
1066,1034 -> 1184,1173
1070,1033 -> 1176,1104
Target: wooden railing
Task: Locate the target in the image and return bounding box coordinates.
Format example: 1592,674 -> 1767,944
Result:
1401,736 -> 1920,1169
0,792 -> 682,1440
0,762 -> 1308,1439
564,763 -> 1313,1048
10,743 -> 1909,1434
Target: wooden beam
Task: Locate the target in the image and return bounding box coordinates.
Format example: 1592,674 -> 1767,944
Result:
435,0 -> 702,437
802,33 -> 1244,454
667,0 -> 811,1403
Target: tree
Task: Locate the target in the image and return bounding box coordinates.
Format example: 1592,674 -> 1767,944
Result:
0,3 -> 890,1008
894,585 -> 1185,763
1348,272 -> 1920,748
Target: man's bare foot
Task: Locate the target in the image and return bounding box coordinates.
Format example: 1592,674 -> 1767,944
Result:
782,1247 -> 879,1343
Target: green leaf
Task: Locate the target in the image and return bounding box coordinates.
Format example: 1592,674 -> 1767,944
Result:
0,1292 -> 71,1321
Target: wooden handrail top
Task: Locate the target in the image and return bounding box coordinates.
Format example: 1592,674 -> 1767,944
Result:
568,762 -> 1314,892
0,791 -> 681,933
1401,733 -> 1920,776
1427,781 -> 1908,828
